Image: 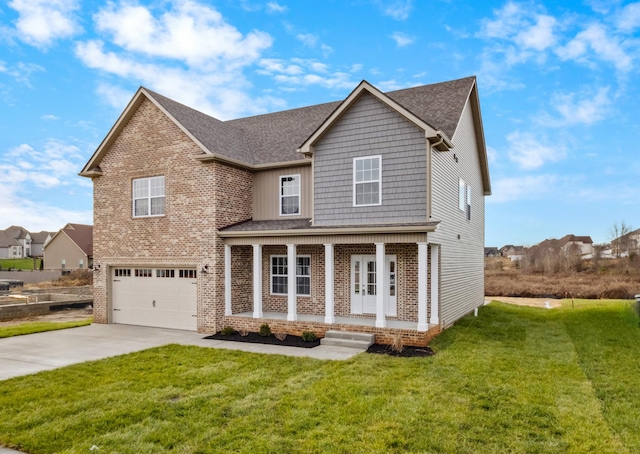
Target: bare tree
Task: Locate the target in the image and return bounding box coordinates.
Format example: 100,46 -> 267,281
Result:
609,220 -> 633,258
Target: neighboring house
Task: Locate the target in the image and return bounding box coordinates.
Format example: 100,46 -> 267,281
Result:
0,226 -> 30,259
611,228 -> 640,257
43,224 -> 93,270
484,247 -> 499,257
499,245 -> 525,261
80,76 -> 491,345
533,235 -> 594,257
30,231 -> 54,258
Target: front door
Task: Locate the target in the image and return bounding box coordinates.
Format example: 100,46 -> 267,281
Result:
351,255 -> 397,316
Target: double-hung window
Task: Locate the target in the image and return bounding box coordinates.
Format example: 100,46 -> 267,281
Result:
270,255 -> 311,296
459,178 -> 471,221
133,176 -> 165,217
280,175 -> 300,215
354,156 -> 381,206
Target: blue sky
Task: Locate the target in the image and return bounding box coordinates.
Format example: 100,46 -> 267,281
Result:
1,0 -> 639,247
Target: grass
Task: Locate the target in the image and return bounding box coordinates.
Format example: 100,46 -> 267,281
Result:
1,300 -> 639,453
0,258 -> 43,271
0,318 -> 93,338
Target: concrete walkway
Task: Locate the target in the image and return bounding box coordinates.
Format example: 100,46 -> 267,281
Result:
0,324 -> 363,381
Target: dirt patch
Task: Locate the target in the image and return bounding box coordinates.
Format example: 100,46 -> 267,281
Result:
0,307 -> 93,326
485,296 -> 563,308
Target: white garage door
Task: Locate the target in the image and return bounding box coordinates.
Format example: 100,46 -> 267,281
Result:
111,267 -> 197,331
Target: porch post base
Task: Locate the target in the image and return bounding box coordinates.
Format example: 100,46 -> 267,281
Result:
417,323 -> 429,332
324,315 -> 335,324
375,320 -> 386,328
287,314 -> 298,322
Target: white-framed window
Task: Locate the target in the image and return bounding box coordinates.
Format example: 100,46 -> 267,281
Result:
459,178 -> 471,221
133,176 -> 165,218
279,174 -> 300,216
270,255 -> 311,296
353,156 -> 381,206
79,259 -> 84,269
61,259 -> 66,269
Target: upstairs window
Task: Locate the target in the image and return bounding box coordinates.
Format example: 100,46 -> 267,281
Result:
280,175 -> 300,216
133,176 -> 165,217
354,156 -> 381,206
459,178 -> 471,221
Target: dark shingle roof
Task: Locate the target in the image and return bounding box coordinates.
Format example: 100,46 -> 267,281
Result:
220,218 -> 439,232
145,76 -> 476,167
63,224 -> 93,256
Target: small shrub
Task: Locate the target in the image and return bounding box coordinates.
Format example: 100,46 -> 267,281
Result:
301,331 -> 317,342
274,332 -> 287,341
220,326 -> 235,336
391,332 -> 404,353
238,329 -> 249,337
259,323 -> 271,337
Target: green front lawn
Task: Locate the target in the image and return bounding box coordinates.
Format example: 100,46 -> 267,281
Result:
1,300 -> 639,453
0,318 -> 93,338
0,258 -> 42,270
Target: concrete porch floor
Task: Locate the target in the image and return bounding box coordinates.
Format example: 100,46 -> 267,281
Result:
232,311 -> 433,331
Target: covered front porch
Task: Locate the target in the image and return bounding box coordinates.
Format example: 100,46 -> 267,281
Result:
218,219 -> 442,345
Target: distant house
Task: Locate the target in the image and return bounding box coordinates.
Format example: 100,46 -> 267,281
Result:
499,245 -> 525,261
611,228 -> 640,257
0,226 -> 54,259
43,224 -> 93,270
484,247 -> 499,257
533,235 -> 593,257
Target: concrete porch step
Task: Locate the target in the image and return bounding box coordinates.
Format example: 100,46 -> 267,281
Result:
321,330 -> 375,349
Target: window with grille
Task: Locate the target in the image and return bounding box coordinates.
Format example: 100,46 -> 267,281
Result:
270,255 -> 311,296
353,156 -> 381,206
133,176 -> 165,217
279,175 -> 300,215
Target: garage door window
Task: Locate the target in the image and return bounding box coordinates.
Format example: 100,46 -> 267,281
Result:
157,269 -> 175,278
179,269 -> 197,278
135,269 -> 152,277
114,268 -> 131,277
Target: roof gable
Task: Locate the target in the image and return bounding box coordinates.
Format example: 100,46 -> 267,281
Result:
45,223 -> 93,256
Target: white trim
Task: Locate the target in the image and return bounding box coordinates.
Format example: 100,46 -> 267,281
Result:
417,242 -> 428,331
224,244 -> 232,316
287,244 -> 297,321
253,244 -> 263,318
353,155 -> 382,207
430,244 -> 440,325
375,243 -> 386,328
324,243 -> 335,324
279,174 -> 301,216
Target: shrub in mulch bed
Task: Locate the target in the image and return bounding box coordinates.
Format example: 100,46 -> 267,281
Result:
204,330 -> 321,348
366,344 -> 435,357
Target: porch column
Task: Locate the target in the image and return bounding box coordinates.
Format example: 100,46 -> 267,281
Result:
417,242 -> 429,331
224,244 -> 232,316
324,243 -> 335,324
287,243 -> 297,321
430,243 -> 440,325
252,244 -> 263,318
375,242 -> 386,328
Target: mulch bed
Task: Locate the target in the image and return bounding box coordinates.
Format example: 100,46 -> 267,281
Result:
366,344 -> 435,357
204,331 -> 320,348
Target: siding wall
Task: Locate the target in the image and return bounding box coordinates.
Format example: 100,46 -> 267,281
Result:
253,165 -> 312,220
313,93 -> 427,225
428,99 -> 486,327
43,234 -> 88,270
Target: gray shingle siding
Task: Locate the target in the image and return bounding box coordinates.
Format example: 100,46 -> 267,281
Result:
428,99 -> 485,327
313,93 -> 428,226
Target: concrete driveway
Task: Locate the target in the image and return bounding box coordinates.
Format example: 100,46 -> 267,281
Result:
0,324 -> 362,380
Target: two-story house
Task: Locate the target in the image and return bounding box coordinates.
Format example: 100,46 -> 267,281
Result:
80,76 -> 491,346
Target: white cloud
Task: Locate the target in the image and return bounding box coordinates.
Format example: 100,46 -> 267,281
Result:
41,114 -> 59,120
506,130 -> 567,169
488,174 -> 559,203
390,32 -> 414,47
321,44 -> 334,58
76,1 -> 280,119
258,58 -> 356,90
8,0 -> 80,48
296,33 -> 318,47
376,0 -> 413,20
556,23 -> 633,72
93,1 -> 272,70
542,86 -> 612,126
0,62 -> 45,85
266,2 -> 287,13
617,2 -> 640,31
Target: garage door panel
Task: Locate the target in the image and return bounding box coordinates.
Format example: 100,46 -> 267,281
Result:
111,267 -> 197,331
